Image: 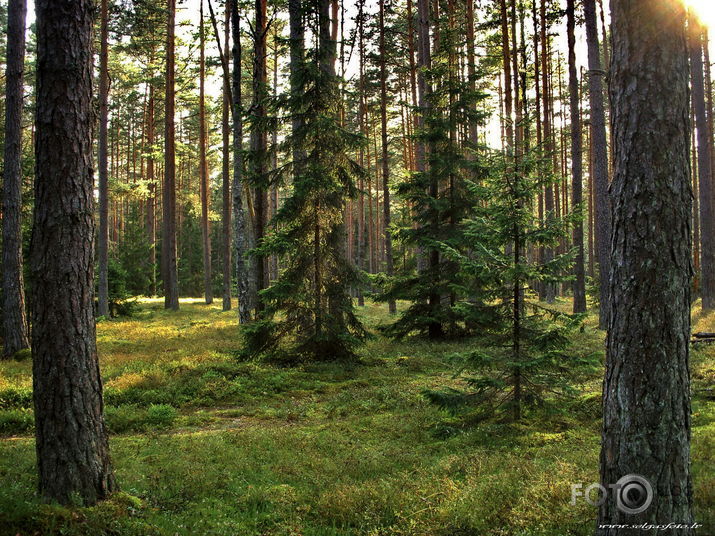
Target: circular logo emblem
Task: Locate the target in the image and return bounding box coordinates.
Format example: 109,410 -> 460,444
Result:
615,474 -> 653,515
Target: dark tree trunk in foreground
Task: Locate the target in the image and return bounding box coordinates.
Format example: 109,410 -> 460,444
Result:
689,20 -> 715,311
163,0 -> 180,310
32,0 -> 117,505
2,0 -> 30,357
598,0 -> 694,533
231,0 -> 251,324
567,0 -> 586,314
584,0 -> 610,328
97,0 -> 110,318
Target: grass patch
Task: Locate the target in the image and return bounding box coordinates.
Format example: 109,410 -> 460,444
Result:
0,298 -> 712,535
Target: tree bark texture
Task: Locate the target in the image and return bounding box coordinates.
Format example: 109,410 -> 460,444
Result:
598,0 -> 694,532
32,0 -> 117,505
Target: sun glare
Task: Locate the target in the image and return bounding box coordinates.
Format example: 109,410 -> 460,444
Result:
684,0 -> 715,28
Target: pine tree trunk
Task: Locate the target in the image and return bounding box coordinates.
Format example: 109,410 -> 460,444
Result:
689,20 -> 715,311
97,0 -> 110,318
32,0 -> 117,504
567,0 -> 586,313
222,0 -> 232,311
598,1 -> 694,532
357,0 -> 366,305
199,0 -> 213,305
584,0 -> 610,328
163,0 -> 180,310
379,0 -> 396,314
2,0 -> 30,357
231,0 -> 251,324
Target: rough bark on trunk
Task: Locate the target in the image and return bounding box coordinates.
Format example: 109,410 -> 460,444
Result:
598,0 -> 694,532
584,0 -> 610,328
32,0 -> 117,504
567,0 -> 586,313
163,0 -> 180,310
2,0 -> 30,357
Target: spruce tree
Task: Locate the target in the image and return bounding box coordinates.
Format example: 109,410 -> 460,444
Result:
426,149 -> 596,421
242,0 -> 366,363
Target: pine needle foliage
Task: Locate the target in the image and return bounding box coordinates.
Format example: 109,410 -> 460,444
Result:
379,9 -> 489,340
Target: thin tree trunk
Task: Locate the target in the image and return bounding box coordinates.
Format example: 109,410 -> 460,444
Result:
97,0 -> 110,317
270,23 -> 279,283
251,0 -> 268,316
199,0 -> 213,304
222,0 -> 232,311
499,0 -> 513,151
540,0 -> 555,304
584,0 -> 610,327
2,0 -> 30,357
32,0 -> 117,504
599,0 -> 694,532
357,0 -> 366,305
146,83 -> 157,297
465,0 -> 478,151
231,0 -> 251,323
689,19 -> 715,311
163,0 -> 180,310
379,0 -> 396,314
567,0 -> 585,313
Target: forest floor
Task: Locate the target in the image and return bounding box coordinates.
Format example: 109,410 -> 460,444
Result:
0,299 -> 713,536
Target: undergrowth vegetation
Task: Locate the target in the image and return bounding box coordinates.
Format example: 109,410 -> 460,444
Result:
0,298 -> 713,535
